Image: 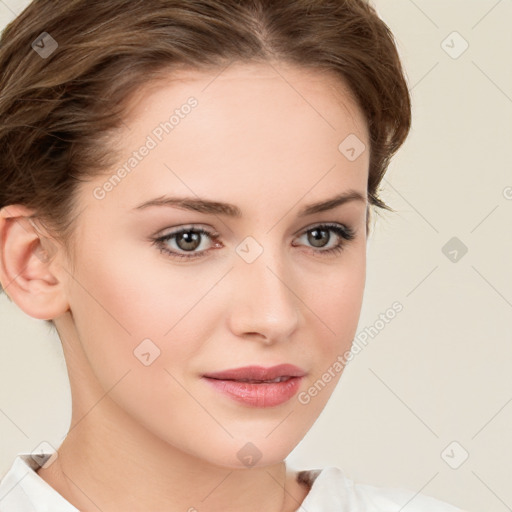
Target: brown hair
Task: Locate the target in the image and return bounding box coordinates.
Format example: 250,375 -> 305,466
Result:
0,0 -> 411,300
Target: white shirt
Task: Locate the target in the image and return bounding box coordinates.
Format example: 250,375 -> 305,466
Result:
0,452 -> 463,511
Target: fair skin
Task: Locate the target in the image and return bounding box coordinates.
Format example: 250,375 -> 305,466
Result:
0,62 -> 369,512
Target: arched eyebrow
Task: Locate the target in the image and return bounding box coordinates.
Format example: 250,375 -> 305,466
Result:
132,189 -> 366,217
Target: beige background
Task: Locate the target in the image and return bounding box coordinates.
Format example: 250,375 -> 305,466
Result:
1,1 -> 511,511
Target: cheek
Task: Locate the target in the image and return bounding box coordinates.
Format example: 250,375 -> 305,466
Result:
67,243 -> 222,381
328,264 -> 365,338
298,246 -> 366,388
65,252 -> 212,434
306,242 -> 366,335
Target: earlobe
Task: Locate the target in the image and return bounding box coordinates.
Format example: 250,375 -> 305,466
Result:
0,205 -> 69,320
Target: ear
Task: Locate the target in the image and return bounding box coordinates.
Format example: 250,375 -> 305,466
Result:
0,204 -> 70,320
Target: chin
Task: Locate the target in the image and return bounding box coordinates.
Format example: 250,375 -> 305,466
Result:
192,439 -> 293,470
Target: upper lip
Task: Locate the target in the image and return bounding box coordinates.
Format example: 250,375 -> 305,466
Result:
203,364 -> 306,381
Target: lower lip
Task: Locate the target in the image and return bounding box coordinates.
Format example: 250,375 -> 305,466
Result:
203,376 -> 303,407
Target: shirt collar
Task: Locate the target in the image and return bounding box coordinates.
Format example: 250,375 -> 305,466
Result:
0,452 -> 79,512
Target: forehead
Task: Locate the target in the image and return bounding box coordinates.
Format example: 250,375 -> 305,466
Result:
124,61 -> 366,133
79,61 -> 369,224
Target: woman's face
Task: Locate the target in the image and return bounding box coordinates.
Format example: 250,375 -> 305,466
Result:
58,62 -> 369,468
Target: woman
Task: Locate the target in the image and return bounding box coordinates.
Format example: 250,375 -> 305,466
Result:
0,0 -> 465,510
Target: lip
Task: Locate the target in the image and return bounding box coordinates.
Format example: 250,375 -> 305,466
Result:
202,364 -> 306,381
202,364 -> 306,408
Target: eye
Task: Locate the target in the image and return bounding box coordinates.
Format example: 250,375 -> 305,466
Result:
152,226 -> 221,261
152,223 -> 356,261
293,223 -> 356,257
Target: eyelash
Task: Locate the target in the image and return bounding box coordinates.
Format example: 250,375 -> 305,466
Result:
152,223 -> 356,261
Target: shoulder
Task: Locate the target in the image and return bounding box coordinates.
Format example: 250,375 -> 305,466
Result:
300,466 -> 464,512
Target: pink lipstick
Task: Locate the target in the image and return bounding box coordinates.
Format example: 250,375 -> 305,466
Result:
202,364 -> 306,408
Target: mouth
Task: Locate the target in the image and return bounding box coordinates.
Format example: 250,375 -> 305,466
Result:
202,364 -> 306,407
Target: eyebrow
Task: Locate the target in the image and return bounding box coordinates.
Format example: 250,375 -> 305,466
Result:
132,189 -> 367,217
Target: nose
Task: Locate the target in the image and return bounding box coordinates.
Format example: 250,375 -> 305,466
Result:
227,244 -> 300,345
